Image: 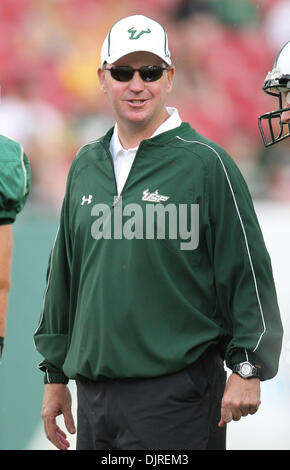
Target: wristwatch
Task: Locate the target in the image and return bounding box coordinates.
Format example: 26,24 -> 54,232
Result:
232,361 -> 261,379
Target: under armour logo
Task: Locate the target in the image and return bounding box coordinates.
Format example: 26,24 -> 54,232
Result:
128,27 -> 151,40
81,195 -> 93,205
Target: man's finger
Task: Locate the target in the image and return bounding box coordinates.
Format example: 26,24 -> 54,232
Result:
232,410 -> 242,421
49,427 -> 70,450
218,418 -> 227,428
249,405 -> 259,415
44,416 -> 70,450
218,405 -> 233,427
55,430 -> 71,450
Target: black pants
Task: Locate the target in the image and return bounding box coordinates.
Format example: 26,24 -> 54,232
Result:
76,348 -> 227,450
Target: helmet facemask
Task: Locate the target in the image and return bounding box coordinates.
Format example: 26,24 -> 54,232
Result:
258,40 -> 290,147
258,88 -> 290,147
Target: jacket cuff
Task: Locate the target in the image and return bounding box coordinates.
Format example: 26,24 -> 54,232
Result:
38,360 -> 69,384
0,210 -> 16,224
225,348 -> 263,376
44,370 -> 69,384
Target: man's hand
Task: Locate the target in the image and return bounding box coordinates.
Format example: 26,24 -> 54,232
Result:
0,224 -> 13,339
41,384 -> 76,450
218,373 -> 261,427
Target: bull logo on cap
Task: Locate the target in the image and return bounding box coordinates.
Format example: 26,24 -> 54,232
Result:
128,27 -> 151,40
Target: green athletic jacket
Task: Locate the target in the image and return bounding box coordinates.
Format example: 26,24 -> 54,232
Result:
34,123 -> 283,383
0,134 -> 30,224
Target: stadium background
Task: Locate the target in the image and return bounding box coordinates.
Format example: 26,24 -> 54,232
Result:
0,0 -> 289,450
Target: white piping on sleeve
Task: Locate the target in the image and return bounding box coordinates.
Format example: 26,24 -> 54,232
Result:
34,225 -> 60,339
176,136 -> 266,353
0,135 -> 28,197
33,139 -> 100,342
19,144 -> 28,197
34,140 -> 103,353
76,139 -> 100,156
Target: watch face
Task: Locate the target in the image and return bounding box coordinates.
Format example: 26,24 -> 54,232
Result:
241,363 -> 252,376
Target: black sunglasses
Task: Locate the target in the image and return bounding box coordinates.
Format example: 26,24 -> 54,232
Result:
103,65 -> 170,82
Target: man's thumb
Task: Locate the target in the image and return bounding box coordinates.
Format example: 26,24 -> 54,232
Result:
218,405 -> 232,428
64,409 -> 76,434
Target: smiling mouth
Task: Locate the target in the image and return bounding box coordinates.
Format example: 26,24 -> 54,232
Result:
127,99 -> 148,105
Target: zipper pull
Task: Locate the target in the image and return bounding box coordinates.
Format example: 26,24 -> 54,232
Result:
112,195 -> 120,207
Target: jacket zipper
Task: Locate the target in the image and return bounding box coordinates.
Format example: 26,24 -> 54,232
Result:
102,140 -> 145,207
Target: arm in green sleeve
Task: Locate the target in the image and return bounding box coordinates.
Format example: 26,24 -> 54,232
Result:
207,145 -> 283,380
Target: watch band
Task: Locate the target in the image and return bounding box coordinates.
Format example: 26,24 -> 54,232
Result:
232,361 -> 261,379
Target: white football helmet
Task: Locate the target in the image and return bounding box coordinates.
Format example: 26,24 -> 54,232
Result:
258,41 -> 290,146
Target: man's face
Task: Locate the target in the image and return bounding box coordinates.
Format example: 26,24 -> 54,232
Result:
281,91 -> 290,124
98,51 -> 174,131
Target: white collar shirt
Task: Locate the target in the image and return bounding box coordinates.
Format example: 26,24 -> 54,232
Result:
109,107 -> 182,195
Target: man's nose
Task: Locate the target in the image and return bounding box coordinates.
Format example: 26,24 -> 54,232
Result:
128,71 -> 145,92
281,109 -> 290,124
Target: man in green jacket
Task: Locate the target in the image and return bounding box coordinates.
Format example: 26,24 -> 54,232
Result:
34,15 -> 283,450
0,134 -> 30,361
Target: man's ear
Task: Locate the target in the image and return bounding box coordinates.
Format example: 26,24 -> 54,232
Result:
97,67 -> 107,93
166,66 -> 175,94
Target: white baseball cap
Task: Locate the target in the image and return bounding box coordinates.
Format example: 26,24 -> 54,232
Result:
101,15 -> 172,66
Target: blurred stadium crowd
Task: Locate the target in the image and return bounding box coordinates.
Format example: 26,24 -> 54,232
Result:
1,0 -> 290,211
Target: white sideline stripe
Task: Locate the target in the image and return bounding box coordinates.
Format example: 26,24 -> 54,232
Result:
176,136 -> 266,353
